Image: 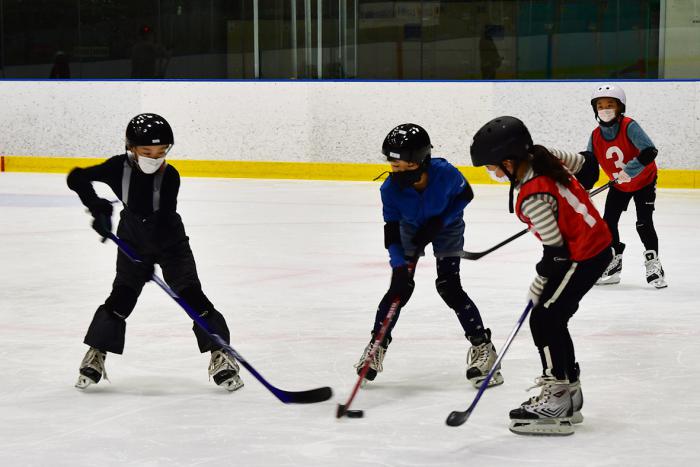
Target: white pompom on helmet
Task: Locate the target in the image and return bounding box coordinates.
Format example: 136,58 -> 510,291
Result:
590,83 -> 626,113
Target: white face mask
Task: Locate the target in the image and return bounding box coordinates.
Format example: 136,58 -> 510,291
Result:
597,108 -> 617,123
487,167 -> 510,183
137,155 -> 166,174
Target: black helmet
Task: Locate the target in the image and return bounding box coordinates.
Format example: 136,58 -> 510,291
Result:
125,113 -> 174,147
382,123 -> 432,164
470,116 -> 532,167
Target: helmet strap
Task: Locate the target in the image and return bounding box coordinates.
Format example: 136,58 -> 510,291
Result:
498,160 -> 520,213
420,154 -> 431,170
508,182 -> 517,213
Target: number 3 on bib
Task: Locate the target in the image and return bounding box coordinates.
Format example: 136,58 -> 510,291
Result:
606,145 -> 626,181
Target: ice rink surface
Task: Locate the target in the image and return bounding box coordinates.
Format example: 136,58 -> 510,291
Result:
1,172 -> 699,466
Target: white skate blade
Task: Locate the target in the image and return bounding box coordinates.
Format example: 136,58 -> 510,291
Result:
75,375 -> 96,390
571,411 -> 583,424
649,277 -> 668,289
469,371 -> 504,389
220,375 -> 244,392
596,273 -> 620,285
509,418 -> 574,436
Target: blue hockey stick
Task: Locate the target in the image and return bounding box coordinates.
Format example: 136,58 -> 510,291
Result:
446,301 -> 534,426
107,233 -> 332,404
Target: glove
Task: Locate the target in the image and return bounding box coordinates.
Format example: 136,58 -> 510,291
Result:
575,151 -> 600,190
536,245 -> 570,278
387,265 -> 414,302
87,198 -> 113,239
527,275 -> 548,306
412,216 -> 443,250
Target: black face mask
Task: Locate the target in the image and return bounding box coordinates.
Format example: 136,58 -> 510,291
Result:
391,168 -> 423,189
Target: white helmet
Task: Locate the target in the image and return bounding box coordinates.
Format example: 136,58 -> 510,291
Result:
590,83 -> 626,112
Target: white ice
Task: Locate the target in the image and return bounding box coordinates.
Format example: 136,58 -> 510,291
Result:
1,172 -> 699,467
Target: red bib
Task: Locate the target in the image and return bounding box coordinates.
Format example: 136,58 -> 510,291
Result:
516,175 -> 612,261
591,116 -> 657,192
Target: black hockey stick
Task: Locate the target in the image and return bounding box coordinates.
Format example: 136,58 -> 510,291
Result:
446,301 -> 534,427
337,260 -> 416,419
461,181 -> 613,261
107,233 -> 332,404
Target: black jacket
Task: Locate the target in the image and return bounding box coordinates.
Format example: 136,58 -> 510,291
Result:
67,154 -> 186,252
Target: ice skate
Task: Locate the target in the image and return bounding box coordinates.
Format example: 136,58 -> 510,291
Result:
569,379 -> 584,424
644,250 -> 668,289
354,334 -> 389,384
466,329 -> 503,388
596,243 -> 625,285
75,347 -> 108,389
208,350 -> 243,392
509,376 -> 574,436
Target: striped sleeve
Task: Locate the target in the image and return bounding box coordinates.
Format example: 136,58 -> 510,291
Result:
520,193 -> 564,247
546,147 -> 585,174
529,274 -> 548,298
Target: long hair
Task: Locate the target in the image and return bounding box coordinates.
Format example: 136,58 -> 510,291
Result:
529,145 -> 572,187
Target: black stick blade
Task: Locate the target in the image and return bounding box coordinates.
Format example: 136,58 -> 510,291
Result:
446,409 -> 471,427
283,386 -> 333,404
337,404 -> 364,419
461,251 -> 486,260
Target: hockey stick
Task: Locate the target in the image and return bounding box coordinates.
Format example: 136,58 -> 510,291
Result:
446,301 -> 534,427
337,261 -> 416,419
461,181 -> 613,261
106,233 -> 332,404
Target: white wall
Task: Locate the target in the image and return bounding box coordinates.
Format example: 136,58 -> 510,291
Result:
1,80 -> 698,169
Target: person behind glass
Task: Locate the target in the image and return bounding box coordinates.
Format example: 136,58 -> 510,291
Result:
131,25 -> 167,78
585,84 -> 667,288
355,123 -> 503,389
479,26 -> 503,79
49,50 -> 70,79
470,116 -> 613,436
67,113 -> 242,392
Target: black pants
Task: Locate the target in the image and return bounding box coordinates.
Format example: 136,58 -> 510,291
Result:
372,256 -> 485,342
83,236 -> 230,355
603,179 -> 658,253
529,246 -> 612,382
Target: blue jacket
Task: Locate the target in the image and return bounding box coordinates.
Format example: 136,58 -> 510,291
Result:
380,157 -> 472,227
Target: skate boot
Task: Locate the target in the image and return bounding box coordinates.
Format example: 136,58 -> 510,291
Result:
208,350 -> 244,392
75,347 -> 108,389
569,379 -> 584,424
569,362 -> 583,424
466,329 -> 503,388
644,250 -> 668,289
596,243 -> 625,285
509,376 -> 574,436
354,333 -> 390,383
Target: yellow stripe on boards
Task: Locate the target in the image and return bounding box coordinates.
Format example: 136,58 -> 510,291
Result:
2,156 -> 699,189
1,156 -> 389,182
166,159 -> 390,182
2,156 -> 106,174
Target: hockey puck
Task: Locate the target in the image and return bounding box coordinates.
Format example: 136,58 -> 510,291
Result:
345,410 -> 364,418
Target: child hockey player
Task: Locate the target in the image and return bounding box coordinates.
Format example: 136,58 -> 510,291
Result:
355,123 -> 502,388
586,83 -> 667,288
470,116 -> 613,436
67,113 -> 243,392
